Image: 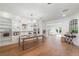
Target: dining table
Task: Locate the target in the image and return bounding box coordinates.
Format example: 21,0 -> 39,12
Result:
18,35 -> 45,50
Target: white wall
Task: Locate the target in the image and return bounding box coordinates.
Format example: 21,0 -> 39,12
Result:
44,12 -> 79,46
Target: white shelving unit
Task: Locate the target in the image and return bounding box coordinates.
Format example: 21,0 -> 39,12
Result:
0,17 -> 12,42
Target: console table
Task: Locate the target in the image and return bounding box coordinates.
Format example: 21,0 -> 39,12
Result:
18,35 -> 45,50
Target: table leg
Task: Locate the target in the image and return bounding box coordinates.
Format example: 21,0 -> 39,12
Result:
42,35 -> 44,42
37,37 -> 38,41
22,39 -> 24,50
19,36 -> 20,46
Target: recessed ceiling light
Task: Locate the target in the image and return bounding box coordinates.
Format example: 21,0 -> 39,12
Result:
62,14 -> 66,17
33,20 -> 36,23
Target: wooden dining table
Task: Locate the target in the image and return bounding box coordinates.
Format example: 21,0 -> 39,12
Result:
18,35 -> 45,50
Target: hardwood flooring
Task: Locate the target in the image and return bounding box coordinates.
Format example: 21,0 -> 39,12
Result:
0,35 -> 79,56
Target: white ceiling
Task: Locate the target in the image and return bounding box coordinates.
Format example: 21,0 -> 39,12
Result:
0,3 -> 79,21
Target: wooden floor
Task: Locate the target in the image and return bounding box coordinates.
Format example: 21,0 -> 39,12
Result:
0,35 -> 79,56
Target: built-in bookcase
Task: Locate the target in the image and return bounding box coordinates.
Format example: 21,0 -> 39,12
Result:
0,17 -> 12,42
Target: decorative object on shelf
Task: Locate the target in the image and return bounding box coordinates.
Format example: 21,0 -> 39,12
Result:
3,33 -> 9,37
22,24 -> 26,29
33,28 -> 37,35
38,28 -> 40,34
13,32 -> 19,36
